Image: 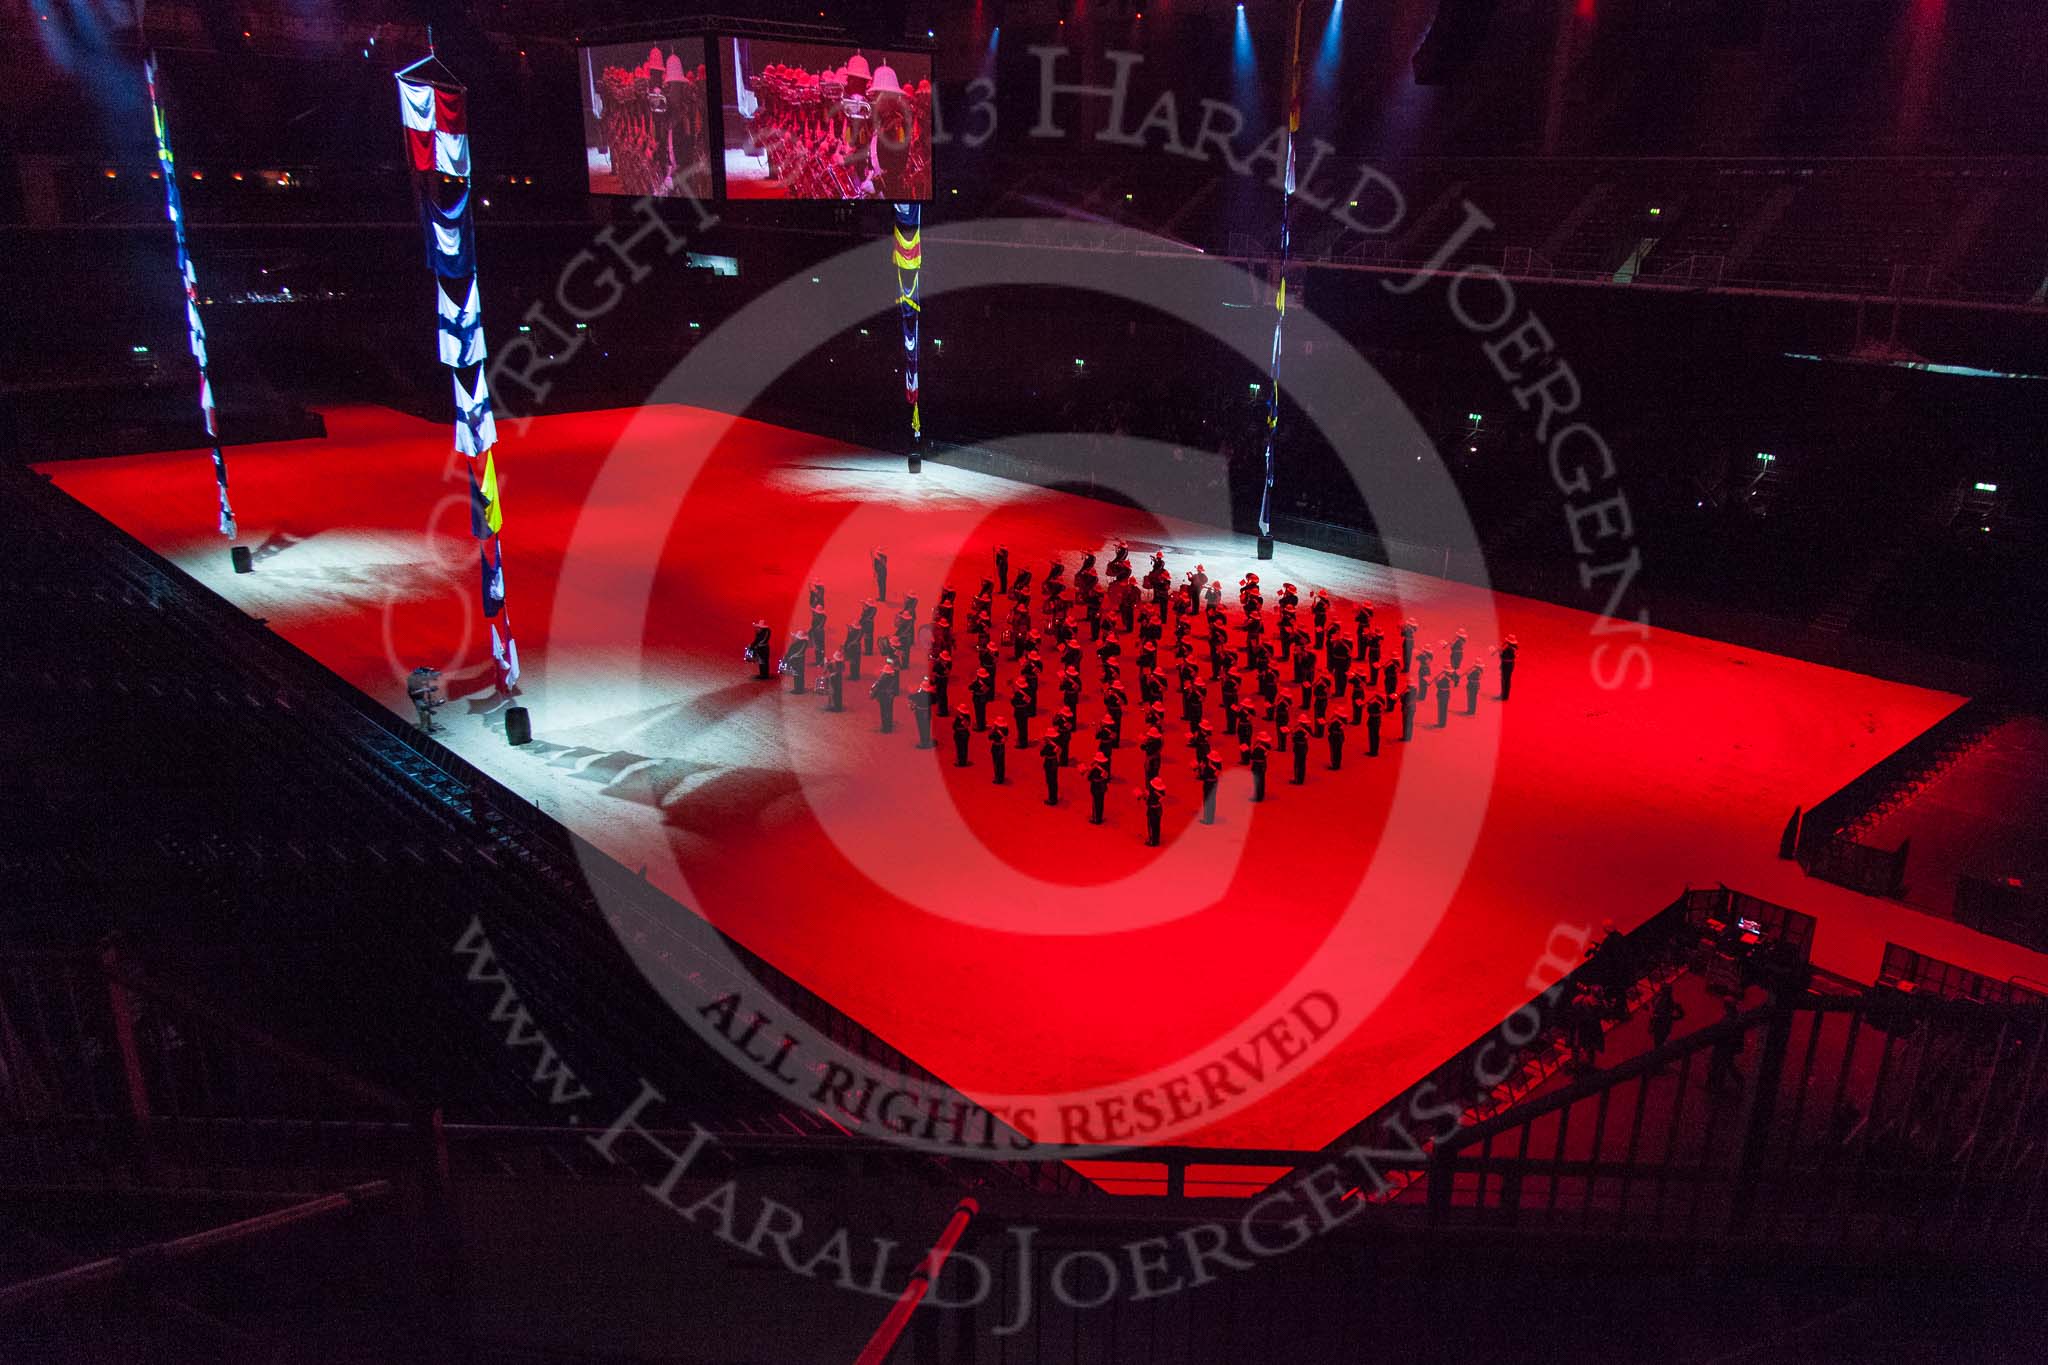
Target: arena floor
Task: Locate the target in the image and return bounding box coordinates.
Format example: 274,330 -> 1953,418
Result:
45,403 -> 2045,1152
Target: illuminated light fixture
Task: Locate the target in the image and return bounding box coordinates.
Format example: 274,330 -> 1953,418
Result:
688,321 -> 701,330
1649,206 -> 1662,216
131,345 -> 149,354
149,170 -> 160,179
1074,358 -> 1085,366
574,322 -> 589,331
859,327 -> 869,335
1249,382 -> 1260,392
1124,192 -> 1133,200
1975,481 -> 1998,492
1349,201 -> 1358,207
481,197 -> 491,207
518,324 -> 533,333
1469,445 -> 1477,452
1757,452 -> 1774,461
189,170 -> 203,180
933,338 -> 942,346
231,171 -> 244,181
810,276 -> 820,283
1467,412 -> 1483,423
104,169 -> 117,178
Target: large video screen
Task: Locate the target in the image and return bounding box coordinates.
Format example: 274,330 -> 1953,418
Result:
718,38 -> 933,201
580,39 -> 713,199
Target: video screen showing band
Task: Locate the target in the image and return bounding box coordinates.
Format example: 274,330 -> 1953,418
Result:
580,39 -> 713,199
719,38 -> 933,201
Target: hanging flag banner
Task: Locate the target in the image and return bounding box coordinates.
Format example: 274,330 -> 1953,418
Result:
892,202 -> 923,444
1258,3 -> 1308,547
144,54 -> 236,539
397,56 -> 519,690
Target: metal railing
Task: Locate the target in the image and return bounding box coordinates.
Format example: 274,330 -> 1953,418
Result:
1425,991 -> 2048,1250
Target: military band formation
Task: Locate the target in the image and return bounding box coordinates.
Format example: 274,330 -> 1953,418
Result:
744,541 -> 1520,844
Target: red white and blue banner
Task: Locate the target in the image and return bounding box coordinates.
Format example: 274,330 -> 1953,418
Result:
397,56 -> 518,689
144,54 -> 236,539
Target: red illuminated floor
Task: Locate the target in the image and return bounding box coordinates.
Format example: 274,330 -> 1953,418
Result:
44,404 -> 2046,1153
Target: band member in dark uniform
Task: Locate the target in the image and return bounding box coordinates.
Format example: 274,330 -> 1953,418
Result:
1400,679 -> 1420,742
783,630 -> 810,695
931,651 -> 953,716
952,705 -> 973,767
1498,636 -> 1518,700
1450,629 -> 1468,672
1366,624 -> 1384,684
871,662 -> 899,733
872,547 -> 888,601
1141,726 -> 1165,782
1465,660 -> 1485,714
1010,681 -> 1034,745
969,668 -> 995,730
1289,723 -> 1311,785
1041,736 -> 1062,806
1435,668 -> 1454,728
1052,707 -> 1077,766
1311,673 -> 1333,735
1272,693 -> 1293,737
1349,672 -> 1368,727
988,719 -> 1009,783
1365,693 -> 1384,756
1416,642 -> 1435,694
1326,632 -> 1352,693
1087,754 -> 1111,824
825,651 -> 846,711
748,620 -> 773,680
810,602 -> 828,664
995,544 -> 1010,595
1250,735 -> 1270,801
1141,777 -> 1166,846
1326,714 -> 1347,770
911,677 -> 937,749
1401,617 -> 1418,670
1196,753 -> 1220,825
894,608 -> 916,661
842,621 -> 865,679
1103,684 -> 1127,746
1384,661 -> 1402,706
859,600 -> 879,657
1094,717 -> 1118,772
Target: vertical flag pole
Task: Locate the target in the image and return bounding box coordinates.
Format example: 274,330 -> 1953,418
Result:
1256,1 -> 1306,561
892,203 -> 924,473
396,52 -> 519,691
143,54 -> 237,543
